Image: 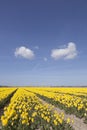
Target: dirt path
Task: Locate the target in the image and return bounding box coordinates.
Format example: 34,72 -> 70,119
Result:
39,98 -> 87,130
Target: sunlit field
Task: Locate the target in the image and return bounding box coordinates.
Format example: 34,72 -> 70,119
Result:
0,87 -> 87,130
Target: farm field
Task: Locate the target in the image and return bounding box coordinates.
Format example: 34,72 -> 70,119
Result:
0,88 -> 87,130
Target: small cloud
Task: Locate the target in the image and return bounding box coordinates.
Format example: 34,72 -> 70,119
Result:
34,46 -> 39,49
44,57 -> 48,61
51,42 -> 78,60
15,46 -> 35,60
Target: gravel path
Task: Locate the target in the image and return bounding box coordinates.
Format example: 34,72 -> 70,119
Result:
39,98 -> 87,130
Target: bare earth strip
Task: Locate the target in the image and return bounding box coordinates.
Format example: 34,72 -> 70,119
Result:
39,98 -> 87,130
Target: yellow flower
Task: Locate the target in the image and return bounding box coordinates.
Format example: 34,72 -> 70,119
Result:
32,112 -> 37,117
54,120 -> 58,125
67,118 -> 70,123
31,118 -> 34,122
84,113 -> 87,116
2,119 -> 8,126
22,120 -> 26,124
47,117 -> 50,123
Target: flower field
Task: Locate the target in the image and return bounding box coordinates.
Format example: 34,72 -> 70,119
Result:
0,87 -> 87,130
0,88 -> 17,108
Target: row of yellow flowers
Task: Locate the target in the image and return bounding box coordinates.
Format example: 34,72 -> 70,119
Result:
26,88 -> 87,123
0,88 -> 16,107
0,88 -> 74,130
42,88 -> 87,97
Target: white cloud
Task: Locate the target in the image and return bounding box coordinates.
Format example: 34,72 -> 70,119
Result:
15,46 -> 35,59
44,57 -> 48,61
51,42 -> 78,60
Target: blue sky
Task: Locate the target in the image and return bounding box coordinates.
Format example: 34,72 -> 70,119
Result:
0,0 -> 87,86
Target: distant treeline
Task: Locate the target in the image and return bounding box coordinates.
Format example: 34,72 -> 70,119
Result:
0,85 -> 87,88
